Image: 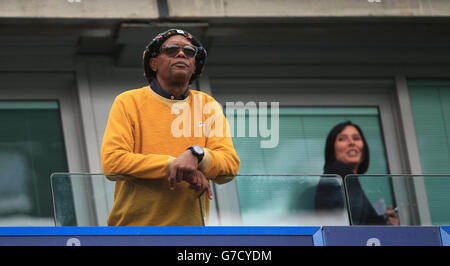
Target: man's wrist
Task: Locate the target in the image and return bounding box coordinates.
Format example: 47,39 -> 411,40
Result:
188,145 -> 205,163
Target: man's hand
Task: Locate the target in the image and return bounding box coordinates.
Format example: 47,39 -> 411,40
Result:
168,150 -> 212,199
188,170 -> 213,200
168,149 -> 199,190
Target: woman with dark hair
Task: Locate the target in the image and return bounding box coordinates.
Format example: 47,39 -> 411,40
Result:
315,121 -> 399,225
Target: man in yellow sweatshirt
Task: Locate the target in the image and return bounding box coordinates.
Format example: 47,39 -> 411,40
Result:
101,29 -> 240,226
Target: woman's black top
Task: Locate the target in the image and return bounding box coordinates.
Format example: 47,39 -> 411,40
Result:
314,161 -> 385,225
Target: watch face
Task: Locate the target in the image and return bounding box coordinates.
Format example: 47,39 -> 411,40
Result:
193,145 -> 204,155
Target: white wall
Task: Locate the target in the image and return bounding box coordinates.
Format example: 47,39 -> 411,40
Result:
2,0 -> 450,18
0,0 -> 159,19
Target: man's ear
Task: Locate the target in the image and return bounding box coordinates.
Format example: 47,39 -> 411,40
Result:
150,58 -> 158,72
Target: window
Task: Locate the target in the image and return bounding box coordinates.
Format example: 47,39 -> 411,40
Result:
226,106 -> 392,225
409,80 -> 450,225
0,101 -> 71,226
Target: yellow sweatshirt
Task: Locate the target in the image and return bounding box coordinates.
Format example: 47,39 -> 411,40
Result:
101,86 -> 240,226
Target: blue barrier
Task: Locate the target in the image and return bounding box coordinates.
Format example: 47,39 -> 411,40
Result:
1,226 -> 448,246
441,226 -> 450,246
322,226 -> 442,246
0,226 -> 322,246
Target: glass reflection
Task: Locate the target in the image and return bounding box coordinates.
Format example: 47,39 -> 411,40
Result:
51,173 -> 450,227
345,175 -> 450,226
51,173 -> 348,226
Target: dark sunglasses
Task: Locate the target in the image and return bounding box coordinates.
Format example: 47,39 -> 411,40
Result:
160,44 -> 198,58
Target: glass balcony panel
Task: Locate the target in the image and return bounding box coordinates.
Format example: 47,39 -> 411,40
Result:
345,175 -> 450,226
50,173 -> 348,226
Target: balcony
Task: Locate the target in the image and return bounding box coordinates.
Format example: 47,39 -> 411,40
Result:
50,173 -> 450,227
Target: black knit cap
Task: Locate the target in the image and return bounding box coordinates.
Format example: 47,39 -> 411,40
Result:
143,29 -> 207,84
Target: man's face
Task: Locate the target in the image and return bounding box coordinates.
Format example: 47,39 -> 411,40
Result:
150,35 -> 196,84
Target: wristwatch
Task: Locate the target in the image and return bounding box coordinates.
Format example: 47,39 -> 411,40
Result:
188,145 -> 204,163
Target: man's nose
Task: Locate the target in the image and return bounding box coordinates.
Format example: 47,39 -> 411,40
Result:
175,49 -> 187,58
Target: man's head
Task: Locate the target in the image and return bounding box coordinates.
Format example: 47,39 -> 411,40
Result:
150,35 -> 197,85
143,29 -> 207,84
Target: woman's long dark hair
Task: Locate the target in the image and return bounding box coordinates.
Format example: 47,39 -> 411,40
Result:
324,121 -> 370,174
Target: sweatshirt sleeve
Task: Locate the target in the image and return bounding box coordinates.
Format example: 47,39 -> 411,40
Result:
197,100 -> 240,183
101,95 -> 175,179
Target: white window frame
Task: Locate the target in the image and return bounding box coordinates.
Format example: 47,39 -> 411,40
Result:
0,72 -> 99,226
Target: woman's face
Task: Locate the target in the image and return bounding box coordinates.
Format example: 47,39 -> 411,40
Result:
334,125 -> 364,171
